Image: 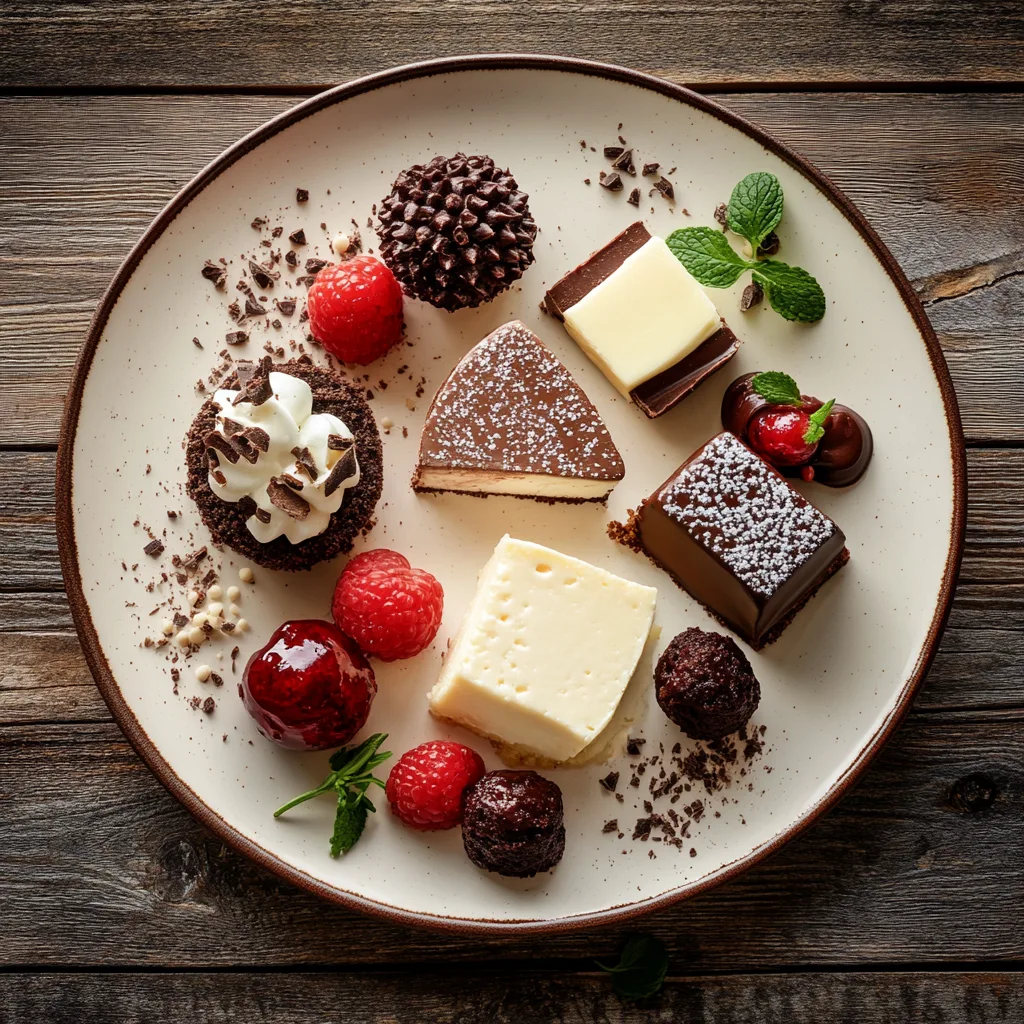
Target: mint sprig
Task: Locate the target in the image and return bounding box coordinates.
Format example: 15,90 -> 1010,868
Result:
751,371 -> 802,406
803,398 -> 836,445
666,171 -> 826,323
597,934 -> 669,1001
727,171 -> 784,254
274,732 -> 391,857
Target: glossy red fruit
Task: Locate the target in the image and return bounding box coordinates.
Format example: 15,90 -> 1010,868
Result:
385,741 -> 486,831
332,549 -> 444,662
240,619 -> 376,751
748,407 -> 819,467
306,256 -> 404,365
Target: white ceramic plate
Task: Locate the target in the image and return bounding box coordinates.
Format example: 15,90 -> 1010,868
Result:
57,56 -> 965,933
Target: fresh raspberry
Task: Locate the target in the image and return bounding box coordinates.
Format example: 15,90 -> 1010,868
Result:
386,741 -> 486,830
306,256 -> 404,365
332,548 -> 444,661
748,407 -> 819,467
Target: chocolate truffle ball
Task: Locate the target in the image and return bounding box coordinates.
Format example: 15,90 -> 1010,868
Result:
655,627 -> 760,740
461,769 -> 565,878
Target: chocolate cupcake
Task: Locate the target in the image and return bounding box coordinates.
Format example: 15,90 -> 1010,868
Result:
185,356 -> 382,571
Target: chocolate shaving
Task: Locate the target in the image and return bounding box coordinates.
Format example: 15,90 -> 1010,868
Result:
225,331 -> 249,346
611,148 -> 636,175
237,357 -> 273,405
285,250 -> 298,267
211,469 -> 227,486
251,217 -> 267,230
192,336 -> 203,349
233,359 -> 258,388
599,771 -> 619,793
305,258 -> 328,274
236,495 -> 258,518
759,230 -> 781,256
143,539 -> 164,557
291,446 -> 318,480
324,446 -> 358,497
173,612 -> 190,629
222,417 -> 245,437
253,506 -> 272,524
296,188 -> 309,203
599,172 -> 624,192
267,478 -> 310,520
248,260 -> 279,289
241,425 -> 270,452
206,431 -> 240,464
181,546 -> 208,574
274,298 -> 296,317
201,261 -> 226,288
627,188 -> 640,207
227,300 -> 243,322
327,434 -> 352,450
714,203 -> 729,229
288,229 -> 306,245
244,296 -> 266,318
642,162 -> 660,176
603,145 -> 624,159
201,697 -> 215,714
652,179 -> 675,201
626,736 -> 647,756
279,472 -> 304,490
271,226 -> 283,238
740,281 -> 764,311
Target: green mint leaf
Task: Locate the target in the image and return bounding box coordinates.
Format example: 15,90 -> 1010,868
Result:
666,227 -> 752,288
751,371 -> 803,406
330,793 -> 368,857
751,261 -> 826,322
597,935 -> 669,1001
329,732 -> 388,775
727,172 -> 784,252
803,398 -> 835,444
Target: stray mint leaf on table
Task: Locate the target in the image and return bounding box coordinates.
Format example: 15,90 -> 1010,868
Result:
751,371 -> 803,406
666,227 -> 750,288
803,398 -> 836,445
727,171 -> 784,254
597,934 -> 669,1001
751,260 -> 827,323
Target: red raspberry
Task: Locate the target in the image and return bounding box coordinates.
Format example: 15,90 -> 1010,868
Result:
332,548 -> 444,661
386,741 -> 486,830
306,256 -> 404,365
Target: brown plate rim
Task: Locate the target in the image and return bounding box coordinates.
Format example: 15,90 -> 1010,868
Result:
55,53 -> 968,935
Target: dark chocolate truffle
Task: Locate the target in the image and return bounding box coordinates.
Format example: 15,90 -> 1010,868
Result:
461,770 -> 565,878
655,628 -> 760,740
185,358 -> 382,571
376,153 -> 537,311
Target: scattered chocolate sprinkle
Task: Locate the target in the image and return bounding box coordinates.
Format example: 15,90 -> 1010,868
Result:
604,145 -> 624,159
254,506 -> 272,524
602,819 -> 619,834
285,250 -> 299,267
600,172 -> 624,192
181,547 -> 208,574
167,510 -> 178,519
227,300 -> 243,322
291,445 -> 318,480
274,298 -> 296,317
642,162 -> 660,176
296,188 -> 309,203
759,230 -> 781,256
201,697 -> 216,714
248,260 -> 279,289
618,134 -> 627,145
225,331 -> 248,346
652,178 -> 675,201
599,771 -> 620,793
740,281 -> 764,311
324,446 -> 358,497
288,229 -> 306,245
626,737 -> 646,756
305,258 -> 328,274
627,188 -> 640,207
201,261 -> 227,288
611,148 -> 636,175
251,217 -> 267,230
244,296 -> 266,318
143,539 -> 164,557
267,478 -> 310,520
209,672 -> 224,687
714,203 -> 729,229
583,177 -> 591,185
173,612 -> 189,629
192,336 -> 203,349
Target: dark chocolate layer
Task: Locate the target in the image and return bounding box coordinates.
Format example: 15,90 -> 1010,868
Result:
630,323 -> 741,418
636,432 -> 847,649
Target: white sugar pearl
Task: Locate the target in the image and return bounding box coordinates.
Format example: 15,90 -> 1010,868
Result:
195,664 -> 212,683
208,602 -> 223,617
236,618 -> 249,633
188,626 -> 205,646
207,615 -> 223,630
229,604 -> 241,618
207,585 -> 223,601
187,589 -> 201,606
226,586 -> 241,602
175,631 -> 191,648
381,417 -> 394,430
192,612 -> 208,628
239,568 -> 254,584
161,620 -> 175,636
332,233 -> 350,256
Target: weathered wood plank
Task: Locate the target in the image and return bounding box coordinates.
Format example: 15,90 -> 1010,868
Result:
3,2 -> 1024,89
2,93 -> 1024,444
2,970 -> 1023,1024
0,717 -> 1020,967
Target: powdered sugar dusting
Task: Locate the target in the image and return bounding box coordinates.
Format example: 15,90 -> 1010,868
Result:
418,320 -> 624,480
660,432 -> 839,598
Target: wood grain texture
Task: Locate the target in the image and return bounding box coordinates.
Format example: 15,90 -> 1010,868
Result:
1,716 -> 1021,968
2,970 -> 1023,1023
2,92 -> 1024,444
3,2 -> 1024,88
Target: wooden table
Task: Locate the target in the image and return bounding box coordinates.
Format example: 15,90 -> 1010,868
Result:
2,5 -> 1023,1021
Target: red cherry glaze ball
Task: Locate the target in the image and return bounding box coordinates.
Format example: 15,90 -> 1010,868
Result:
748,407 -> 819,467
240,619 -> 376,751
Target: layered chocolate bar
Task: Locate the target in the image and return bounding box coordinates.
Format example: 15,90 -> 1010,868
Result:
635,432 -> 848,649
545,222 -> 741,417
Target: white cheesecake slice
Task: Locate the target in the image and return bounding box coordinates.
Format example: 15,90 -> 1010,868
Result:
429,535 -> 657,763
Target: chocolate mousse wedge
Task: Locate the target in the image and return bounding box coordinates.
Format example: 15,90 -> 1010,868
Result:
545,221 -> 741,417
412,320 -> 624,502
629,431 -> 848,649
186,356 -> 382,571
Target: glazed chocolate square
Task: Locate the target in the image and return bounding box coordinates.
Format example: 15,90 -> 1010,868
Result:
636,432 -> 848,649
545,221 -> 741,418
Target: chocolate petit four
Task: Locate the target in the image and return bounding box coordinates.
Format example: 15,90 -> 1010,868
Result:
413,320 -> 625,502
545,221 -> 741,417
185,357 -> 382,571
377,153 -> 538,311
633,432 -> 848,649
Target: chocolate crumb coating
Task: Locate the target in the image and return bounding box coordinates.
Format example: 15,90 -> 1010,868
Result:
185,359 -> 382,571
461,770 -> 565,878
655,628 -> 760,741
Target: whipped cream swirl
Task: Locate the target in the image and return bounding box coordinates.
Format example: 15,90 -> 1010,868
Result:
207,371 -> 359,545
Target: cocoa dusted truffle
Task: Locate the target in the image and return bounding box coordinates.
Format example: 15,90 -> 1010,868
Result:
461,770 -> 565,877
655,628 -> 760,740
376,153 -> 537,311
